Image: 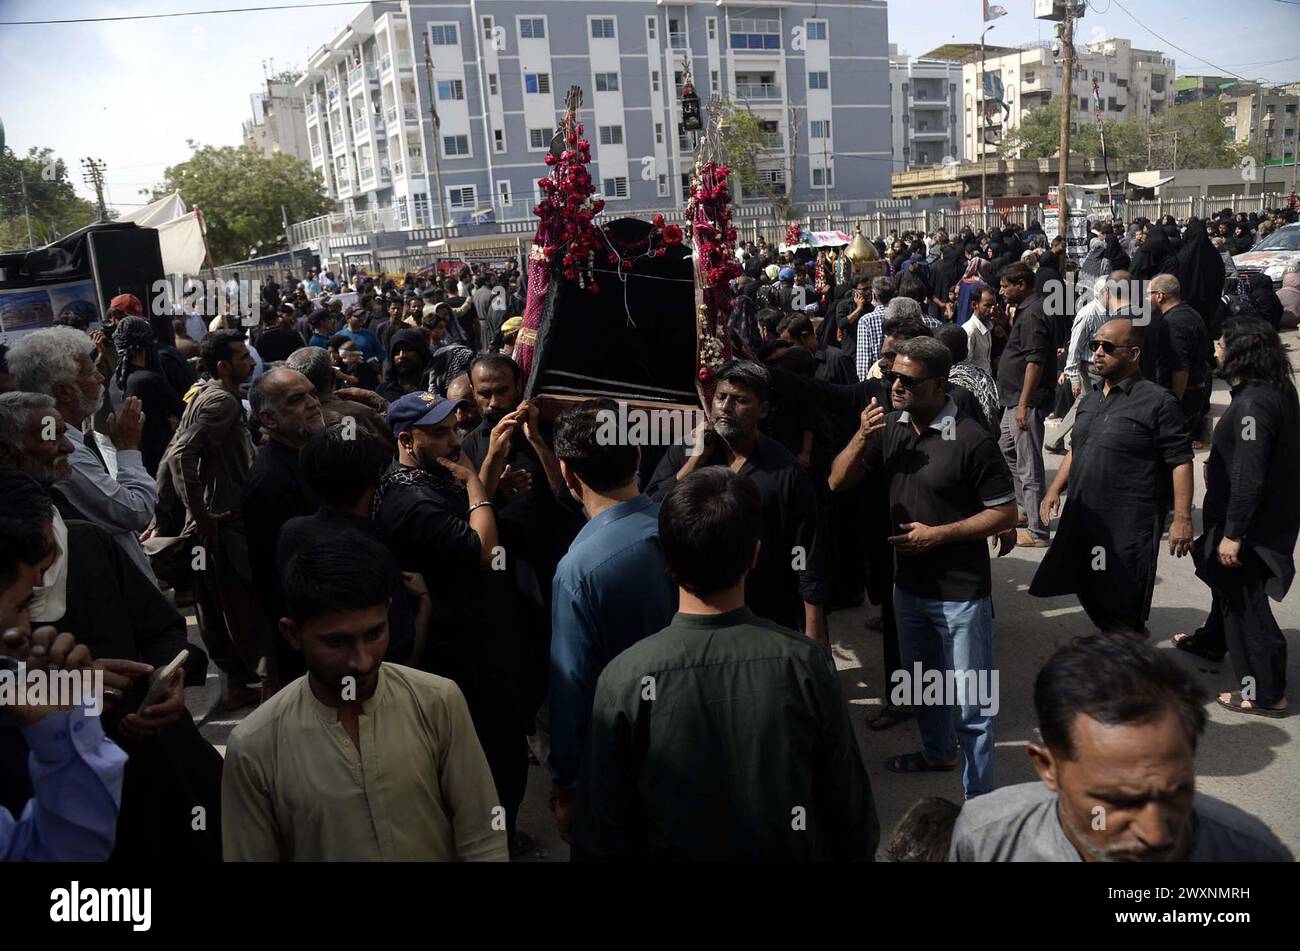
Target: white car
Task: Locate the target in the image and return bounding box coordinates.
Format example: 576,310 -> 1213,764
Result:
1233,222 -> 1300,288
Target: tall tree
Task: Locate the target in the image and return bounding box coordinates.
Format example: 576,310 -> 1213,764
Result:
0,147 -> 103,249
721,102 -> 796,220
149,141 -> 332,265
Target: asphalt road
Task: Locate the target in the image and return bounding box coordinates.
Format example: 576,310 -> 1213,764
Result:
186,357 -> 1300,861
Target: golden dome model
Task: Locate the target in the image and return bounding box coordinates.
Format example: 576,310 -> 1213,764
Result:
847,225 -> 878,265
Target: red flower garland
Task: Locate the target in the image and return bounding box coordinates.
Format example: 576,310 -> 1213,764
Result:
532,118 -> 604,289
687,161 -> 741,386
785,222 -> 803,247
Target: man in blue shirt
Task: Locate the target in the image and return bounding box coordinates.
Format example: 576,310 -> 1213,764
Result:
337,304 -> 385,363
0,505 -> 126,861
547,399 -> 677,841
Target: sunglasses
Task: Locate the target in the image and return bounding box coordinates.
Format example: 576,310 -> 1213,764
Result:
883,370 -> 937,389
1089,339 -> 1136,356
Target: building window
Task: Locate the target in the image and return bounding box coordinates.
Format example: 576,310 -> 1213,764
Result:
646,17 -> 656,40
728,18 -> 780,50
497,180 -> 512,207
1080,96 -> 1089,111
519,17 -> 545,40
711,70 -> 719,93
806,20 -> 827,41
494,128 -> 506,152
488,73 -> 498,96
443,134 -> 470,157
681,172 -> 691,194
591,18 -> 615,40
528,127 -> 554,150
436,79 -> 464,101
525,72 -> 551,95
808,72 -> 829,91
651,70 -> 660,92
657,174 -> 668,197
811,119 -> 830,139
598,125 -> 623,145
448,186 -> 477,210
655,122 -> 663,144
1024,70 -> 1035,84
602,176 -> 628,199
707,18 -> 716,41
429,24 -> 458,46
481,16 -> 493,40
595,72 -> 619,92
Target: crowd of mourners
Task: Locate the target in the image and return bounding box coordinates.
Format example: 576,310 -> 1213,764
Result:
0,201 -> 1297,863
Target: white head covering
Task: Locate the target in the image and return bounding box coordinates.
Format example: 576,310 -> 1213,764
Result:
28,508 -> 69,624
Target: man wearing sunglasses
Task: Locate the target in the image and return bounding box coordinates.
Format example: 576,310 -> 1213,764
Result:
1030,319 -> 1194,637
831,337 -> 1017,798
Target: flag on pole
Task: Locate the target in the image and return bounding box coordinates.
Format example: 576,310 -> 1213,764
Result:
984,1 -> 1007,21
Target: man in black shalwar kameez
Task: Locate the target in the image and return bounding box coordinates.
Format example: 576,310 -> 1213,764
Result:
1031,319 -> 1195,635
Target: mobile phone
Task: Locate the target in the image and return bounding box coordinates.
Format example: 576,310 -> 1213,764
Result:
138,649 -> 188,713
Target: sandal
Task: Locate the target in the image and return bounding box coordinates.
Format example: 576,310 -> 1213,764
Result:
1216,692 -> 1286,719
866,704 -> 914,731
1171,631 -> 1225,662
885,751 -> 958,773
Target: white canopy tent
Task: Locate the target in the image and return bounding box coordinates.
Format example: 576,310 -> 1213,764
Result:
117,191 -> 208,275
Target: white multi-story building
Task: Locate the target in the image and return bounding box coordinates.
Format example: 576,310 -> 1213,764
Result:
290,0 -> 891,245
959,37 -> 1174,161
242,80 -> 314,163
889,45 -> 963,172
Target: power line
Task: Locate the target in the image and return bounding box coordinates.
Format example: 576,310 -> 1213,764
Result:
0,1 -> 367,26
1108,0 -> 1252,82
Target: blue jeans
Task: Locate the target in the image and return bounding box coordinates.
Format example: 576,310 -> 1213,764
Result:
893,587 -> 996,799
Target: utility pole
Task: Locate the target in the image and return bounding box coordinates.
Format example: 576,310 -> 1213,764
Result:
18,169 -> 35,249
421,33 -> 450,235
1057,2 -> 1076,229
80,157 -> 108,222
979,24 -> 995,232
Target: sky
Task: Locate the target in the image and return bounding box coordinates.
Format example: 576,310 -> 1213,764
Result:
0,0 -> 1296,214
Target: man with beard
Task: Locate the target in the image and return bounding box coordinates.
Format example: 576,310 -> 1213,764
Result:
1031,320 -> 1194,637
445,373 -> 482,436
459,355 -> 581,731
284,346 -> 391,448
375,328 -> 432,403
7,327 -> 158,586
158,330 -> 263,709
372,391 -> 531,851
241,368 -> 326,691
830,337 -> 1015,798
221,535 -> 507,861
647,360 -> 829,645
949,634 -> 1290,861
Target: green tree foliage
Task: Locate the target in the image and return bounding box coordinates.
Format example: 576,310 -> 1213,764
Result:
150,141 -> 331,264
0,147 -> 103,250
721,103 -> 795,220
997,95 -> 1251,169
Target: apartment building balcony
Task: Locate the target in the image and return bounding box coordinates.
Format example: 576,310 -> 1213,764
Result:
348,65 -> 378,94
391,159 -> 404,179
379,51 -> 412,76
736,83 -> 782,100
306,100 -> 317,121
310,142 -> 322,159
360,164 -> 374,184
354,114 -> 370,136
326,83 -> 339,104
910,128 -> 950,140
385,105 -> 400,132
331,128 -> 345,147
910,95 -> 949,110
403,106 -> 419,126
378,165 -> 391,185
668,32 -> 688,50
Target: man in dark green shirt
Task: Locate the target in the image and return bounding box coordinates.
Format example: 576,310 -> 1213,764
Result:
573,467 -> 878,861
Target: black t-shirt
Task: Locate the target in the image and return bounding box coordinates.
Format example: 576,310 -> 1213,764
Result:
862,400 -> 1014,601
996,294 -> 1057,408
1162,303 -> 1209,388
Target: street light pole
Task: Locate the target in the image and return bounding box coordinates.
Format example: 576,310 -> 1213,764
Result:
979,25 -> 995,232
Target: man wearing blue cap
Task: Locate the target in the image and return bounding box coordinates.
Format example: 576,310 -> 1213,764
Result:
372,390 -> 532,852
